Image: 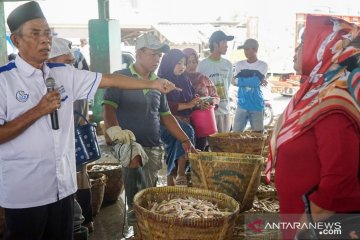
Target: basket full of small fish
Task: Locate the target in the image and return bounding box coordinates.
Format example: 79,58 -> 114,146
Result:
133,186 -> 239,240
208,132 -> 266,155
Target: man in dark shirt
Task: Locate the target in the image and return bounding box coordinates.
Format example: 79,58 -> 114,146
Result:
102,33 -> 196,224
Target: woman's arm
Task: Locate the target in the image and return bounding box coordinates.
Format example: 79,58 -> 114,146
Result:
177,98 -> 199,111
309,113 -> 359,213
160,114 -> 197,153
296,113 -> 358,235
167,98 -> 200,115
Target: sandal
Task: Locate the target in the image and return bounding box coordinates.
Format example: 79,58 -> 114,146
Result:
175,176 -> 188,187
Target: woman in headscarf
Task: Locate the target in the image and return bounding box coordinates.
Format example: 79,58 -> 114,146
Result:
182,48 -> 220,151
265,15 -> 360,239
158,49 -> 200,186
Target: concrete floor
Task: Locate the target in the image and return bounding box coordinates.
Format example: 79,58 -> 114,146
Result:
87,137 -> 127,240
87,170 -> 167,240
86,136 -> 281,240
88,137 -> 167,240
0,136 -> 278,240
0,137 -> 166,240
88,196 -> 130,240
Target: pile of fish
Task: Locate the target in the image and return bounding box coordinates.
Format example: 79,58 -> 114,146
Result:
256,183 -> 278,200
257,183 -> 276,192
89,164 -> 121,172
227,133 -> 264,139
147,196 -> 232,219
248,197 -> 279,213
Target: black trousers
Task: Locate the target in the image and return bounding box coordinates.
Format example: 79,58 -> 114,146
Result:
4,195 -> 74,240
76,189 -> 93,224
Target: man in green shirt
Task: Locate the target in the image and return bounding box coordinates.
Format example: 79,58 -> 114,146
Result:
102,33 -> 196,224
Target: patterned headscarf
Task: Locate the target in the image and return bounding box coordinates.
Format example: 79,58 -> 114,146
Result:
265,14 -> 360,182
182,48 -> 199,63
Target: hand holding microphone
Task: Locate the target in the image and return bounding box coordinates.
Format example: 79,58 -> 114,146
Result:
45,77 -> 60,130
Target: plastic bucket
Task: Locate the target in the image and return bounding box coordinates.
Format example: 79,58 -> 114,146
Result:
191,107 -> 218,138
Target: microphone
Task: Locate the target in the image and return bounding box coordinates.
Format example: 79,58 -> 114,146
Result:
45,77 -> 59,130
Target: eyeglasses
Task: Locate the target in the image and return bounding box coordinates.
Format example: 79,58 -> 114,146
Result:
22,29 -> 52,40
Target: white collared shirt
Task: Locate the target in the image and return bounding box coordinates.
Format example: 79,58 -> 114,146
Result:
0,56 -> 102,208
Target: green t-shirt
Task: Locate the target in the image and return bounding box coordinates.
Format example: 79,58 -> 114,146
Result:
197,57 -> 233,115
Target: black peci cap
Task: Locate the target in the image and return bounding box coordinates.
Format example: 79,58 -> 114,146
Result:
7,1 -> 46,33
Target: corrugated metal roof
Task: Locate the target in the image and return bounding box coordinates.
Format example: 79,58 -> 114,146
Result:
154,23 -> 244,45
154,23 -> 218,44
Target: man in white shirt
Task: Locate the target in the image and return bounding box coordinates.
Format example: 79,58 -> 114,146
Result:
0,2 -> 178,239
197,30 -> 234,133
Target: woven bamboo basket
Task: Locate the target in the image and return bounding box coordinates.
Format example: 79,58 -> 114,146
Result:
87,163 -> 123,205
208,132 -> 266,155
262,127 -> 274,158
189,152 -> 263,212
133,186 -> 239,240
88,172 -> 107,217
264,126 -> 274,143
262,146 -> 269,159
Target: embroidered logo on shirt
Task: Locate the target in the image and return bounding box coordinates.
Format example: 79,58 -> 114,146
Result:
16,90 -> 29,102
58,85 -> 68,102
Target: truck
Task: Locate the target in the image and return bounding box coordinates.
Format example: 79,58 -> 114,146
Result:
269,73 -> 301,97
269,13 -> 360,96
